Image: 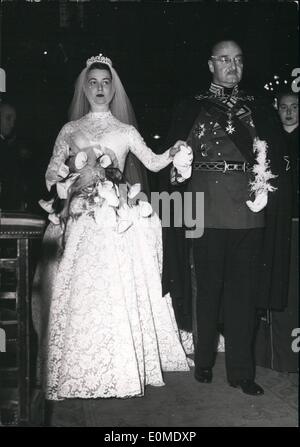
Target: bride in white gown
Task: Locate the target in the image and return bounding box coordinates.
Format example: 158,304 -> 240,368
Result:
34,54 -> 192,401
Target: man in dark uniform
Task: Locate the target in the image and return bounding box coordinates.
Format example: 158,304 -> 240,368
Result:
161,39 -> 291,395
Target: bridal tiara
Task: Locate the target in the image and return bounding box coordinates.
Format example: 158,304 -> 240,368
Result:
86,53 -> 112,67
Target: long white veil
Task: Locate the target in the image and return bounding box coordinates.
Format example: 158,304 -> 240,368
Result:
68,59 -> 150,196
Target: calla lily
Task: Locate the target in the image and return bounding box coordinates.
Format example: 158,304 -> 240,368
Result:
56,182 -> 68,200
75,151 -> 88,170
99,154 -> 112,168
97,182 -> 119,207
128,183 -> 141,199
138,201 -> 153,218
97,180 -> 114,195
117,203 -> 131,219
104,191 -> 119,207
102,180 -> 114,190
93,147 -> 103,158
57,163 -> 70,179
38,198 -> 55,214
48,213 -> 60,225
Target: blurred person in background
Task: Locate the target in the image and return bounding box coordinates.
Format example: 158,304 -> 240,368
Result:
0,102 -> 37,212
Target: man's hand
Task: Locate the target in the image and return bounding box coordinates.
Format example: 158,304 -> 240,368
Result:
169,140 -> 187,157
172,143 -> 193,181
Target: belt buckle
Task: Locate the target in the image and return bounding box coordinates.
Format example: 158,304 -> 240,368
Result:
242,162 -> 246,172
222,161 -> 228,173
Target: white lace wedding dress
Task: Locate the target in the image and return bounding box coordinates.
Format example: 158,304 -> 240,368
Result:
35,111 -> 190,401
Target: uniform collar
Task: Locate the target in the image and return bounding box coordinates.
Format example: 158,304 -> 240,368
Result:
209,82 -> 239,97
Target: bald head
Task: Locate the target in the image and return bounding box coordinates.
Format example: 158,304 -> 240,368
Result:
211,40 -> 242,57
208,40 -> 243,88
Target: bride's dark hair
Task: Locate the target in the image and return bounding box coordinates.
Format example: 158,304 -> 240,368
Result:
88,62 -> 112,76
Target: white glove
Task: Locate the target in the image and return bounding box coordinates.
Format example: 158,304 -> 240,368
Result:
173,145 -> 193,180
246,191 -> 268,212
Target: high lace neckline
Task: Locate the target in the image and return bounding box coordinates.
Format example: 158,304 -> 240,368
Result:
87,110 -> 112,119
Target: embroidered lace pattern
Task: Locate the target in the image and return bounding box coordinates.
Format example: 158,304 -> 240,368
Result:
45,112 -> 171,191
41,112 -> 189,400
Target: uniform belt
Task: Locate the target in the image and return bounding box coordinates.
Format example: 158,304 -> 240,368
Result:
193,161 -> 252,173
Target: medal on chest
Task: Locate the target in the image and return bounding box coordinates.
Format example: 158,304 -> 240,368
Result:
192,122 -> 211,157
225,112 -> 236,135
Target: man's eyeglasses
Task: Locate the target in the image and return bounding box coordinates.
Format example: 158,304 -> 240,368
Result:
210,55 -> 243,66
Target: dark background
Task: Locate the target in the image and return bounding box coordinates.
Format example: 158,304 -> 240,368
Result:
0,0 -> 299,195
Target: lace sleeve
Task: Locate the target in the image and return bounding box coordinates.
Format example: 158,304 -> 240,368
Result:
45,123 -> 72,191
128,126 -> 172,173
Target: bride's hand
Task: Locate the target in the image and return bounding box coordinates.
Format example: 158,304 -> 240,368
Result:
169,140 -> 187,157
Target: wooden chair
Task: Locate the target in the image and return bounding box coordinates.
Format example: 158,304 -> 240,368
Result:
0,212 -> 45,426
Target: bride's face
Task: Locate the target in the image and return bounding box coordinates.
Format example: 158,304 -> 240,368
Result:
85,68 -> 114,107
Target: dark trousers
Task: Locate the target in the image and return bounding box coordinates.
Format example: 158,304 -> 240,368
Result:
193,228 -> 264,382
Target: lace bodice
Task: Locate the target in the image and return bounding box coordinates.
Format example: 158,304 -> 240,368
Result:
46,111 -> 172,191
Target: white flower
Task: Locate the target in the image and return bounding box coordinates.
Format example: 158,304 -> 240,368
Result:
48,213 -> 60,225
128,183 -> 141,199
92,146 -> 103,158
102,180 -> 114,190
138,201 -> 153,218
97,181 -> 119,207
74,151 -> 88,170
99,154 -> 112,168
38,198 -> 54,214
56,182 -> 68,200
57,163 -> 70,179
117,203 -> 131,219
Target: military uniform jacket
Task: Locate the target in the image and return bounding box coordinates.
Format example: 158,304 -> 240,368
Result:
161,84 -> 292,313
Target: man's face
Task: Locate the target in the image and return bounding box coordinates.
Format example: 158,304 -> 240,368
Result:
0,105 -> 16,137
278,95 -> 299,128
208,41 -> 243,88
